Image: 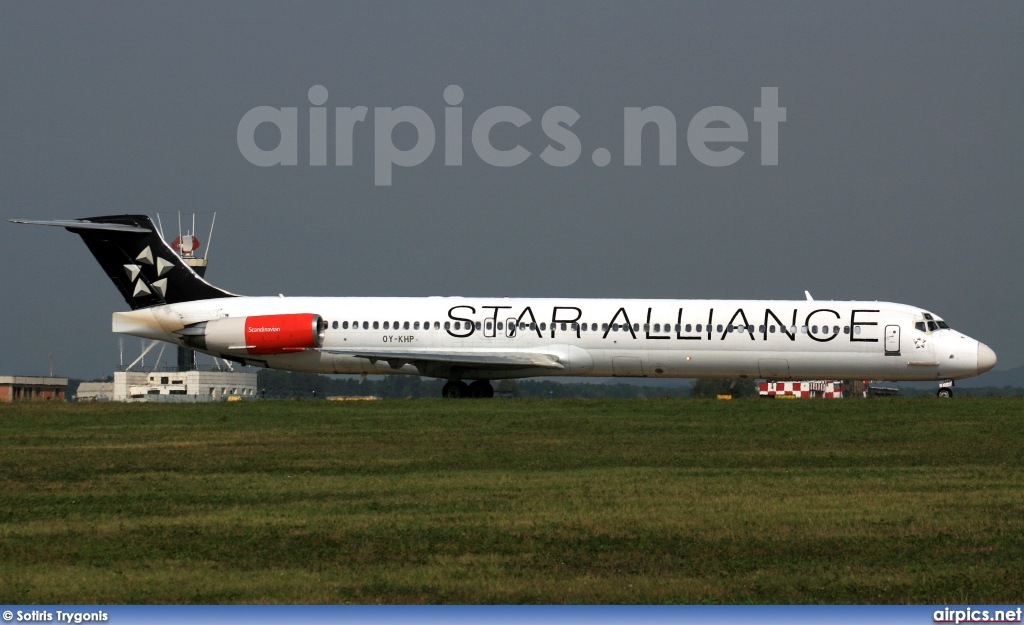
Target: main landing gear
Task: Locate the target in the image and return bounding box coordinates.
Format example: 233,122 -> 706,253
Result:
441,380 -> 494,399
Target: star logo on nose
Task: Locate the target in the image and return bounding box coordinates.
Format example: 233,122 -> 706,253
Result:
914,337 -> 927,349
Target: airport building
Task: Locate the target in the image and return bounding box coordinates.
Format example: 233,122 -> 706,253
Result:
81,370 -> 259,402
0,375 -> 68,402
75,382 -> 115,401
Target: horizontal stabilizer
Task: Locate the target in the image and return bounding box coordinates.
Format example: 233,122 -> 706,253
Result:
9,218 -> 152,233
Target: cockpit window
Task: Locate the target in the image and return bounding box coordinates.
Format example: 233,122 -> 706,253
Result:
936,320 -> 949,329
927,321 -> 938,331
915,322 -> 926,332
923,313 -> 934,320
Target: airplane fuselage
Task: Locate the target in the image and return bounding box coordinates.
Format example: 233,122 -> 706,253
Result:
12,215 -> 997,398
113,296 -> 995,382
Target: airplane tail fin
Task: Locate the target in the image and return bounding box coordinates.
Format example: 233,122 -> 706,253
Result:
9,214 -> 235,310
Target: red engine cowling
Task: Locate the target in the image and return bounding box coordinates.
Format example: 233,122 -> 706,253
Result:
244,314 -> 326,354
192,313 -> 325,355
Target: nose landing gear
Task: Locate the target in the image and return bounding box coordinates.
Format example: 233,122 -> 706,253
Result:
937,379 -> 954,398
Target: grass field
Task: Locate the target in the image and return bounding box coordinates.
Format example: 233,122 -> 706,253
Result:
1,398 -> 1022,604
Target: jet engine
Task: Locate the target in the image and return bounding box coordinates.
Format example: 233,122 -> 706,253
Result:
178,313 -> 325,355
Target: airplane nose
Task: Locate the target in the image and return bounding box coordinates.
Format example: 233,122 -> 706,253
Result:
977,342 -> 997,375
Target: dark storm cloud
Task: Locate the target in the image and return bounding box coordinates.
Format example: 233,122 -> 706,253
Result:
1,1 -> 1021,377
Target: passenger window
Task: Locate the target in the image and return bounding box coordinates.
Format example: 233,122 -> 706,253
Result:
383,321 -> 389,330
433,322 -> 440,330
759,325 -> 765,333
854,326 -> 861,334
769,325 -> 776,333
633,324 -> 639,332
685,324 -> 691,332
414,321 -> 420,330
362,321 -> 369,329
530,322 -> 537,330
591,323 -> 597,331
444,321 -> 451,330
696,324 -> 702,332
343,321 -> 349,329
332,321 -> 338,329
645,324 -> 652,332
373,321 -> 379,329
833,326 -> 839,334
475,321 -> 481,330
716,325 -> 723,332
486,321 -> 493,331
497,322 -> 503,331
801,326 -> 808,334
561,323 -> 567,331
403,322 -> 409,330
811,325 -> 818,334
843,326 -> 850,334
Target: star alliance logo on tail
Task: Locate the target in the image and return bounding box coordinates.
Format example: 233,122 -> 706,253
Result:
125,246 -> 174,301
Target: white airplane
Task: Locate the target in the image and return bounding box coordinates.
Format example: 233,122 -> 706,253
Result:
12,215 -> 996,398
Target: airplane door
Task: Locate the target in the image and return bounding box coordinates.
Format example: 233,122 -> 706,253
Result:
612,356 -> 644,377
884,325 -> 900,355
484,318 -> 496,338
505,318 -> 518,338
758,358 -> 791,379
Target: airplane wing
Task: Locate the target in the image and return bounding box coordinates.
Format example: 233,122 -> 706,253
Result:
319,348 -> 564,370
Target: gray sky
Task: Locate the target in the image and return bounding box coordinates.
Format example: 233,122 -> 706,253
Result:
1,1 -> 1021,379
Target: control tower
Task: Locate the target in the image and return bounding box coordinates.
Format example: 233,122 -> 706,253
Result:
159,212 -> 216,372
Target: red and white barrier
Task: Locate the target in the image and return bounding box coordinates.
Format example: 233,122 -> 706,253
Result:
758,380 -> 845,398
